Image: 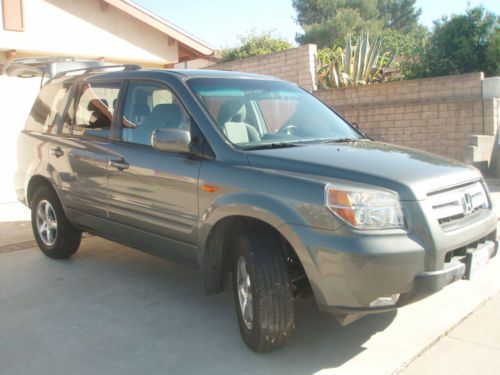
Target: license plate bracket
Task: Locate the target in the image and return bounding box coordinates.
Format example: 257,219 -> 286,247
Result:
464,241 -> 494,280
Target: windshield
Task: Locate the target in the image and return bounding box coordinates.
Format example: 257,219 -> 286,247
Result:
187,78 -> 362,150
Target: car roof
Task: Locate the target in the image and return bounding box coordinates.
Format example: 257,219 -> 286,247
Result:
159,69 -> 281,80
48,68 -> 287,87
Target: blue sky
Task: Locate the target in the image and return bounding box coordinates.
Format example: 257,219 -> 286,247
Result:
134,0 -> 500,49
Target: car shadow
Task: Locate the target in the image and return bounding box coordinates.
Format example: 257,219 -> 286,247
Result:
44,236 -> 396,374
1,234 -> 396,374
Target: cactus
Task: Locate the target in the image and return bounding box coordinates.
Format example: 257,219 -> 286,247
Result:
317,33 -> 395,88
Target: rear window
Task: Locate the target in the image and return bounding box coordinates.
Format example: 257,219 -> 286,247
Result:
25,83 -> 71,134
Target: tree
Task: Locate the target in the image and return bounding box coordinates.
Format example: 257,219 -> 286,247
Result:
292,0 -> 379,27
403,7 -> 499,78
219,33 -> 293,63
296,7 -> 383,48
292,0 -> 422,49
377,0 -> 422,34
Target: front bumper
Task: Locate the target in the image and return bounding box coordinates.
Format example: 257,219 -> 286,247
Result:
324,240 -> 497,317
280,210 -> 497,322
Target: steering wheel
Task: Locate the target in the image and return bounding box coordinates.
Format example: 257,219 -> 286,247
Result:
277,124 -> 298,135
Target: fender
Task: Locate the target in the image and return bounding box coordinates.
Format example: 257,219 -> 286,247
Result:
197,192 -> 308,259
196,192 -> 311,294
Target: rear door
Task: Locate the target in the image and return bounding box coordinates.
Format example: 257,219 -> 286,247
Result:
50,80 -> 122,226
105,80 -> 201,263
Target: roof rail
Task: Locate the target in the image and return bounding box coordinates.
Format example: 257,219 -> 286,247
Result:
3,57 -> 141,83
52,64 -> 141,80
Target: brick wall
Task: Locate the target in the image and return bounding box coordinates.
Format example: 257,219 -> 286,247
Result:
315,72 -> 498,162
207,44 -> 317,92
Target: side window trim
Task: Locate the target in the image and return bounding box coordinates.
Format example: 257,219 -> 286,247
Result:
110,79 -> 129,141
54,80 -> 79,135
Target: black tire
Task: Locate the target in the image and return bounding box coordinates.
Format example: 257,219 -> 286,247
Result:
31,185 -> 81,259
232,230 -> 295,352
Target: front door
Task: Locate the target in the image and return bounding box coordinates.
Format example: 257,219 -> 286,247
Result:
105,80 -> 201,264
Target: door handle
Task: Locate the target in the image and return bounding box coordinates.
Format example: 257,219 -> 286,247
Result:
108,159 -> 129,170
50,146 -> 64,158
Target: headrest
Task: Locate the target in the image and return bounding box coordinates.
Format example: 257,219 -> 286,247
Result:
134,89 -> 148,105
217,99 -> 246,126
147,103 -> 182,128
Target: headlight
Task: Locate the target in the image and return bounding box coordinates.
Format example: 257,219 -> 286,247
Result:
325,184 -> 405,229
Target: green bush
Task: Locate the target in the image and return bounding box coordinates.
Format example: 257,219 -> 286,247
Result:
402,7 -> 499,78
219,33 -> 293,63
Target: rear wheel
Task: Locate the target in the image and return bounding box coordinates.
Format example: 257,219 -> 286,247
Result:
31,186 -> 81,259
232,230 -> 295,352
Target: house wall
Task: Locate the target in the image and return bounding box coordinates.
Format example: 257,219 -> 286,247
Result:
0,75 -> 40,203
315,72 -> 499,162
0,0 -> 178,66
207,44 -> 317,92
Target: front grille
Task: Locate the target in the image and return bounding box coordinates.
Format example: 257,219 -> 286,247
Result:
428,181 -> 490,226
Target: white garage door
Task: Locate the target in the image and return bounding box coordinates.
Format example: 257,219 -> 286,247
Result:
0,76 -> 40,204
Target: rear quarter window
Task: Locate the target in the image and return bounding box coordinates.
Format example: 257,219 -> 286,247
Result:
25,83 -> 71,134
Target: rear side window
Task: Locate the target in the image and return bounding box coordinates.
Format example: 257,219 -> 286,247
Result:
25,83 -> 71,134
71,81 -> 120,139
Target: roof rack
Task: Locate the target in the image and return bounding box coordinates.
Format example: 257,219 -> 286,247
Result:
3,57 -> 141,82
52,64 -> 141,80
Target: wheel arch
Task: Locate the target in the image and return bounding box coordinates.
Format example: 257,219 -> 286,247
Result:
26,175 -> 57,208
198,198 -> 309,296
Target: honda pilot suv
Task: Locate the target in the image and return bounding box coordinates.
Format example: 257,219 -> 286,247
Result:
12,59 -> 498,352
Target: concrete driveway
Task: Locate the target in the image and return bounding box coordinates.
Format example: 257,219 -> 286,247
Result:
1,184 -> 500,375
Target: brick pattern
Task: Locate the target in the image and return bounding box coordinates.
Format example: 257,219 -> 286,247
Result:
207,44 -> 317,92
314,73 -> 496,161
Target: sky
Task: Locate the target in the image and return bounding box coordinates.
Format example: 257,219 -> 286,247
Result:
134,0 -> 500,49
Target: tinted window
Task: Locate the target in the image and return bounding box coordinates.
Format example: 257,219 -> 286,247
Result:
188,78 -> 360,148
72,81 -> 120,139
121,81 -> 190,146
25,83 -> 71,134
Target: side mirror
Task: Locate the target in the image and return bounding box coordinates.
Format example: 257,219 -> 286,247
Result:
152,128 -> 191,154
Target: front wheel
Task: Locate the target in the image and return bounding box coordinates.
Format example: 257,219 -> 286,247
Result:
31,186 -> 82,259
232,230 -> 295,352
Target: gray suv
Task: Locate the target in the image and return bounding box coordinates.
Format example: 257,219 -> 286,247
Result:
13,60 -> 498,352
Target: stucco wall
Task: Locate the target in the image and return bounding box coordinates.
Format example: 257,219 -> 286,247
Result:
0,0 -> 178,66
207,44 -> 317,92
315,73 -> 499,162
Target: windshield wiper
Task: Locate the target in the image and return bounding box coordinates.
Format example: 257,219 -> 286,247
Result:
321,137 -> 361,144
244,142 -> 302,151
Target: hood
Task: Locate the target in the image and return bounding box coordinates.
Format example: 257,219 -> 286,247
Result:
245,141 -> 481,200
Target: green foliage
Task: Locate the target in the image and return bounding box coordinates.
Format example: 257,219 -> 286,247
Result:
379,26 -> 428,58
317,33 -> 395,88
402,7 -> 499,78
292,0 -> 379,26
293,0 -> 423,47
297,8 -> 384,49
219,33 -> 293,63
377,0 -> 422,33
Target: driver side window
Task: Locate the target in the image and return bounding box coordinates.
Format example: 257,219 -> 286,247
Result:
122,81 -> 190,146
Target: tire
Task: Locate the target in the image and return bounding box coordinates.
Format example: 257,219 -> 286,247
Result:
31,185 -> 81,259
232,230 -> 295,352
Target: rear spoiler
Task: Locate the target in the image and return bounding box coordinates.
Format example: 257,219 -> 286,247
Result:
3,57 -> 140,86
